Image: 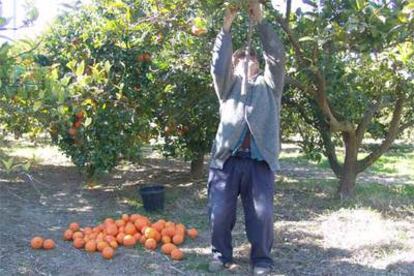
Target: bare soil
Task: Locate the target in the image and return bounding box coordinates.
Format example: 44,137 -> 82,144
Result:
0,142 -> 413,275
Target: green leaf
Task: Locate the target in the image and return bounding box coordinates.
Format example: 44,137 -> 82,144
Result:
76,60 -> 85,77
298,36 -> 315,42
84,117 -> 92,127
33,101 -> 42,111
356,0 -> 366,11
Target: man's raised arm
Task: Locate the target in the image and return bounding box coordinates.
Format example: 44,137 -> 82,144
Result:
258,19 -> 286,98
249,1 -> 285,98
211,8 -> 237,101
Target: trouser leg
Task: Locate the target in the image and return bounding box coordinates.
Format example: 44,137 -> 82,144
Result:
240,160 -> 275,268
208,157 -> 241,264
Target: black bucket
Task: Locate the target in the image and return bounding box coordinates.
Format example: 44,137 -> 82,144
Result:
139,185 -> 165,212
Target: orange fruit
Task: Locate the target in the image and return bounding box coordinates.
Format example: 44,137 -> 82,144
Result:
161,235 -> 171,244
63,229 -> 73,241
139,235 -> 147,245
134,218 -> 149,231
115,219 -> 125,227
152,222 -> 164,233
154,231 -> 161,242
43,239 -> 55,250
96,232 -> 105,242
121,214 -> 130,222
109,240 -> 118,249
143,227 -> 158,239
133,233 -> 142,241
144,238 -> 157,250
129,214 -> 141,222
161,227 -> 176,238
172,234 -> 184,245
187,228 -> 198,239
116,232 -> 126,245
118,226 -> 125,233
73,238 -> 85,249
105,224 -> 118,236
161,243 -> 176,255
72,231 -> 84,240
97,241 -> 109,252
104,235 -> 116,243
83,227 -> 93,235
69,222 -> 80,232
171,248 -> 184,260
85,240 -> 97,252
123,235 -> 136,247
31,236 -> 44,249
165,221 -> 175,228
102,246 -> 114,260
104,218 -> 115,226
89,233 -> 98,240
124,223 -> 137,235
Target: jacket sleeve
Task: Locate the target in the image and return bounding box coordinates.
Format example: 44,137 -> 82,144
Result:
211,29 -> 235,101
258,20 -> 286,98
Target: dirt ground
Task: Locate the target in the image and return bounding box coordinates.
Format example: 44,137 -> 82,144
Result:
0,141 -> 413,275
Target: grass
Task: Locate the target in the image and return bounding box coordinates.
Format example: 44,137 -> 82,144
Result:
280,143 -> 414,184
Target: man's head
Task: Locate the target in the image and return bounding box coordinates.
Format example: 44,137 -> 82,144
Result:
232,48 -> 260,79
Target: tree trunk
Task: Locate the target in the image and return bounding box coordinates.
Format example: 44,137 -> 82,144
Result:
190,153 -> 204,178
337,131 -> 358,199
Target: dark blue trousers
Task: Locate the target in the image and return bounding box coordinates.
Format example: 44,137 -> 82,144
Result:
207,152 -> 275,268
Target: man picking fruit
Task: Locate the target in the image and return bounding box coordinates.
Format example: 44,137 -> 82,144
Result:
208,1 -> 285,275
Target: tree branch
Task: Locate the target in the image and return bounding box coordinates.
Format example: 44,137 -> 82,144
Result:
355,99 -> 382,147
357,94 -> 405,173
285,0 -> 292,23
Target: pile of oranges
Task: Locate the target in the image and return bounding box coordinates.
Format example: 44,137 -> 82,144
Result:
31,213 -> 198,261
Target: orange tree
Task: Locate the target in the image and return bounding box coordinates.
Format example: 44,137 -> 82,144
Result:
29,1 -> 155,183
264,0 -> 414,198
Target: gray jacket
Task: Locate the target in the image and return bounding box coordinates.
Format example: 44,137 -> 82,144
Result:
210,20 -> 285,171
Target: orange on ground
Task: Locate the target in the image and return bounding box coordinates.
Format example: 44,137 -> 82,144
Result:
97,241 -> 109,252
161,227 -> 176,238
187,228 -> 198,239
63,229 -> 73,241
105,224 -> 118,236
72,231 -> 84,240
102,246 -> 114,260
116,232 -> 126,244
139,235 -> 147,245
129,214 -> 141,222
115,219 -> 125,227
124,223 -> 137,235
152,222 -> 164,233
31,236 -> 44,249
123,235 -> 136,247
121,213 -> 129,222
161,235 -> 171,244
144,227 -> 158,239
133,233 -> 142,241
171,248 -> 184,260
109,240 -> 118,249
104,235 -> 116,243
83,227 -> 93,235
144,238 -> 157,250
73,238 -> 85,249
104,218 -> 115,226
134,218 -> 149,232
161,243 -> 176,255
85,240 -> 97,252
69,222 -> 80,232
172,234 -> 184,245
43,239 -> 55,250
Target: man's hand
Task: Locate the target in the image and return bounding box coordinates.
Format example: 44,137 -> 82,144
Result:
223,6 -> 238,32
248,0 -> 263,24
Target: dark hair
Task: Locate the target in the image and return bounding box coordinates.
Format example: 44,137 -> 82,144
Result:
232,48 -> 258,66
